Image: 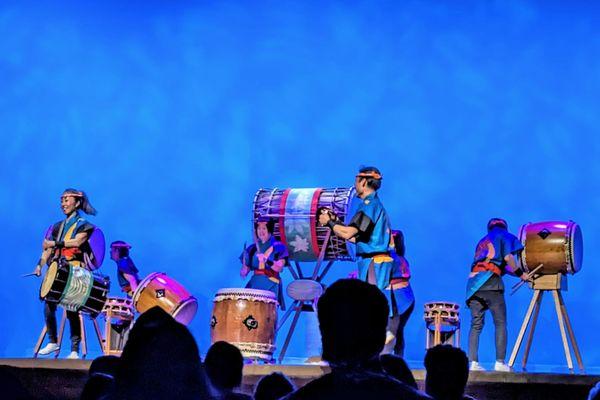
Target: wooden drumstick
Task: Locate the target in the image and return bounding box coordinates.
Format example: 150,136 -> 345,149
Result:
510,264 -> 543,295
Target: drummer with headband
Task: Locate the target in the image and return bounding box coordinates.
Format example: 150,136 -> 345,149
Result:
32,188 -> 98,359
240,217 -> 289,309
466,218 -> 526,372
110,241 -> 140,298
318,166 -> 396,305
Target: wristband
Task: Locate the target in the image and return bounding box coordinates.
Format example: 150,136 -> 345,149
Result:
55,241 -> 65,248
326,220 -> 340,230
514,268 -> 524,277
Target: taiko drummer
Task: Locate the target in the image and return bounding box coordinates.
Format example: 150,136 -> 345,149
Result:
33,188 -> 98,359
240,217 -> 289,309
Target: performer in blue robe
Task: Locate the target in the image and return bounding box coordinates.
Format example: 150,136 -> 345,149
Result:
466,218 -> 525,372
33,188 -> 98,359
240,218 -> 289,309
318,166 -> 395,305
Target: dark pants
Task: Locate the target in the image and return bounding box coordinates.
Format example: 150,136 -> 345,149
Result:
394,302 -> 414,356
467,290 -> 507,362
44,302 -> 81,352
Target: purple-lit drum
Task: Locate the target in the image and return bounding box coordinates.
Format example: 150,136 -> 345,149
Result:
252,188 -> 358,261
518,221 -> 583,275
132,272 -> 198,325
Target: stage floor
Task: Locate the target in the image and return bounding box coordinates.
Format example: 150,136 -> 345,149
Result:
1,358 -> 599,400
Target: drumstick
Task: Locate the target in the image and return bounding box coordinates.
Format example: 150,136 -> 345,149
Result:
510,264 -> 543,295
21,272 -> 37,278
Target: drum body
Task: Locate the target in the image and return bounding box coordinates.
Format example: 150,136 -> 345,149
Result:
132,272 -> 198,325
253,187 -> 358,262
211,288 -> 278,360
40,261 -> 109,316
424,302 -> 460,332
102,297 -> 135,354
519,221 -> 583,275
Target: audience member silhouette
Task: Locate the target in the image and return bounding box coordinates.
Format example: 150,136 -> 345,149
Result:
424,345 -> 475,400
283,279 -> 430,399
589,381 -> 600,400
111,306 -> 208,400
380,354 -> 418,389
253,372 -> 295,400
204,341 -> 251,399
80,355 -> 120,400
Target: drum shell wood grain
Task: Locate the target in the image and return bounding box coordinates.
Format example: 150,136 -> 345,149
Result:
210,288 -> 277,359
132,272 -> 198,325
519,221 -> 583,275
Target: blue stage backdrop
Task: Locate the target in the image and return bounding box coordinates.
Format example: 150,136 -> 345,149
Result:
1,1 -> 598,369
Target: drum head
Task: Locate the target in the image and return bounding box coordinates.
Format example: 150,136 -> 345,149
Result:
88,228 -> 106,269
570,223 -> 583,273
40,262 -> 59,298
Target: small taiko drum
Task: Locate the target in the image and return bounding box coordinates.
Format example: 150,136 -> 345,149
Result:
519,221 -> 583,275
424,302 -> 460,329
40,261 -> 109,316
132,272 -> 198,325
210,288 -> 278,360
102,297 -> 135,355
103,297 -> 135,321
424,302 -> 460,348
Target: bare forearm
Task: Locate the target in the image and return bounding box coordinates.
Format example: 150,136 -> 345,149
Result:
332,225 -> 359,240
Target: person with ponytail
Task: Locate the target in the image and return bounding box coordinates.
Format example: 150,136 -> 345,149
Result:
33,188 -> 98,359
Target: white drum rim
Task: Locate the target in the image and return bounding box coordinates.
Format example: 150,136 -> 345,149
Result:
172,297 -> 198,325
40,261 -> 59,298
131,271 -> 164,308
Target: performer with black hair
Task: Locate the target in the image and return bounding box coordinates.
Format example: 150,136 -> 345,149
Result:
110,241 -> 140,298
33,188 -> 98,359
318,166 -> 397,305
240,217 -> 289,308
466,218 -> 526,372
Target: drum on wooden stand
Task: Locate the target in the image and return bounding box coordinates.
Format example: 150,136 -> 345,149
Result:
102,297 -> 135,355
132,272 -> 198,325
253,188 -> 358,261
518,220 -> 583,275
210,288 -> 278,361
40,260 -> 110,316
423,301 -> 461,349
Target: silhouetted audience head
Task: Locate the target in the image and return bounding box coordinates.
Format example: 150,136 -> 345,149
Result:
589,381 -> 600,400
204,341 -> 244,394
81,355 -> 120,400
113,307 -> 207,400
424,345 -> 469,400
318,279 -> 389,367
254,372 -> 295,400
380,354 -> 417,389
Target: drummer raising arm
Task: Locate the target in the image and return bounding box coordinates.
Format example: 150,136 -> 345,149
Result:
34,189 -> 97,359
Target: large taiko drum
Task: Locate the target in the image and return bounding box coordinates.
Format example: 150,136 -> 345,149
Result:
253,187 -> 358,262
210,288 -> 278,360
519,221 -> 583,275
132,272 -> 198,325
40,261 -> 110,316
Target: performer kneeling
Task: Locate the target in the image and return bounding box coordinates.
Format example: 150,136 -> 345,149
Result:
466,218 -> 525,372
33,189 -> 98,359
240,217 -> 289,308
382,230 -> 415,356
